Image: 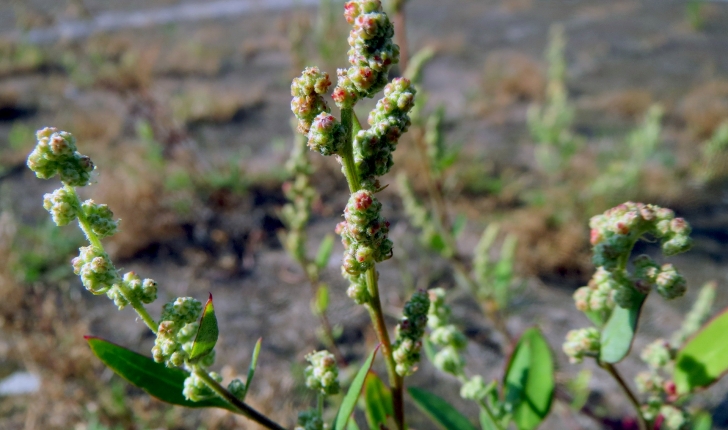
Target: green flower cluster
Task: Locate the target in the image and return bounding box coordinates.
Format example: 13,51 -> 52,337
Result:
106,272 -> 158,309
182,370 -> 222,402
590,202 -> 692,269
303,350 -> 340,396
291,67 -> 332,136
337,190 -> 393,277
392,289 -> 430,376
43,192 -> 119,237
295,410 -> 324,430
152,297 -> 211,367
573,267 -> 616,314
354,78 -> 416,185
72,246 -> 120,295
562,327 -> 600,364
27,127 -> 94,186
333,0 -> 399,109
427,288 -> 467,377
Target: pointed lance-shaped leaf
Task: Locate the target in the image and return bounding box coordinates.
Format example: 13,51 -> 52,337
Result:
190,293 -> 219,361
333,346 -> 379,430
600,294 -> 646,364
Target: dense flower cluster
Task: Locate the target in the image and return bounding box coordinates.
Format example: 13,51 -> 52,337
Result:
27,127 -> 94,187
427,288 -> 467,377
354,78 -> 416,186
291,67 -> 333,136
152,297 -> 211,367
333,0 -> 399,109
562,327 -> 600,364
182,370 -> 222,402
392,289 -> 429,376
337,190 -> 393,276
72,246 -> 120,295
303,350 -> 340,396
106,271 -> 158,309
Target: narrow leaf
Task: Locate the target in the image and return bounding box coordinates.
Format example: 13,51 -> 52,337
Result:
333,346 -> 379,430
451,214 -> 467,238
364,372 -> 393,430
479,408 -> 499,430
240,338 -> 262,401
190,294 -> 219,360
599,295 -> 645,363
85,336 -> 234,411
692,411 -> 712,430
503,328 -> 555,430
315,284 -> 330,315
408,387 -> 477,430
675,307 -> 728,395
315,234 -> 335,270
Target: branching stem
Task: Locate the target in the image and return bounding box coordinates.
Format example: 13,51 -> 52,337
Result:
66,185 -> 158,333
600,362 -> 648,430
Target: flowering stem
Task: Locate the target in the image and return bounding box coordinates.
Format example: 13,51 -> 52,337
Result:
340,107 -> 405,430
65,185 -> 158,333
192,366 -> 286,430
599,363 -> 648,430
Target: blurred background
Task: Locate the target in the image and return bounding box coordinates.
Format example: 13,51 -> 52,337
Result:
1,0 -> 727,429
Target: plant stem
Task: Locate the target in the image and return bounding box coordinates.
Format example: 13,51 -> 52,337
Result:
66,185 -> 158,333
193,366 -> 286,430
339,107 -> 404,430
600,362 -> 648,430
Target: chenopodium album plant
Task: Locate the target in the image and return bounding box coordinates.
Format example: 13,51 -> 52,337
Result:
564,202 -> 724,430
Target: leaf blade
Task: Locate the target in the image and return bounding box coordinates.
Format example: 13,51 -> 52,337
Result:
85,336 -> 234,411
190,294 -> 219,360
675,307 -> 728,394
364,372 -> 393,430
408,387 -> 477,430
333,346 -> 379,430
600,295 -> 645,364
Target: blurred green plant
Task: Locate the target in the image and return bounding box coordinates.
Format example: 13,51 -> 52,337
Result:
695,120 -> 728,184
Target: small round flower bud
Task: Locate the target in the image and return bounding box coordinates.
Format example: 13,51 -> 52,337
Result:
227,378 -> 246,399
307,113 -> 344,156
161,297 -> 203,325
641,338 -> 672,370
563,327 -> 600,363
304,350 -> 340,396
655,264 -> 686,300
183,371 -> 222,401
433,346 -> 465,376
460,376 -> 490,402
291,67 -> 332,135
43,188 -> 78,226
73,246 -> 119,294
659,405 -> 688,430
81,200 -> 119,238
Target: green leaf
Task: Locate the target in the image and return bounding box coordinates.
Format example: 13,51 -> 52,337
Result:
315,234 -> 335,270
675,307 -> 728,395
692,410 -> 712,430
503,328 -> 554,430
599,295 -> 645,364
408,387 -> 477,430
315,284 -> 330,315
451,214 -> 467,239
85,336 -> 234,411
364,372 -> 393,430
240,338 -> 262,401
346,420 -> 361,430
479,408 -> 499,430
334,346 -> 379,430
190,294 -> 219,361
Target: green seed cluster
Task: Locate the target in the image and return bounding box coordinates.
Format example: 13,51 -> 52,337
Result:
308,113 -> 345,156
333,0 -> 399,109
182,371 -> 222,402
590,202 -> 692,269
81,200 -> 119,238
303,350 -> 340,396
562,327 -> 600,364
354,78 -> 415,185
227,378 -> 246,399
42,188 -> 78,226
291,67 -> 332,136
27,127 -> 94,187
72,246 -> 120,295
106,272 -> 158,309
337,190 -> 393,277
152,297 -> 205,367
392,289 -> 430,376
295,410 -> 324,430
427,288 -> 467,377
573,267 -> 616,314
345,273 -> 370,305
